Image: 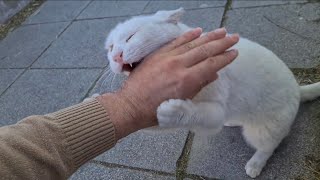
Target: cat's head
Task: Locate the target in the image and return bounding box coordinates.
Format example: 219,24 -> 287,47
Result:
105,8 -> 188,74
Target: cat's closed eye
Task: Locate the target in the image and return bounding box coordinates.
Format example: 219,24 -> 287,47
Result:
126,33 -> 136,42
109,44 -> 113,51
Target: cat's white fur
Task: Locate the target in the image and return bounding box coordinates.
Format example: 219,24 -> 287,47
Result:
104,8 -> 320,178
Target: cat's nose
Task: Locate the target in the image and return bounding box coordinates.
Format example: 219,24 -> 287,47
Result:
113,52 -> 123,63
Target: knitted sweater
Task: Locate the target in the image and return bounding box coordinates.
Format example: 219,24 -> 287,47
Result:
0,99 -> 115,179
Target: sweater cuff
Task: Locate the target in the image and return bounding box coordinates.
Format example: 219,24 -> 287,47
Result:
49,99 -> 116,168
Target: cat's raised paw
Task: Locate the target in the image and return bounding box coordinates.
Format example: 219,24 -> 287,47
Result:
157,99 -> 193,127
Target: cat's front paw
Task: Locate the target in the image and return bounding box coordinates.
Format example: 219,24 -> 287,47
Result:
157,99 -> 193,128
245,160 -> 263,178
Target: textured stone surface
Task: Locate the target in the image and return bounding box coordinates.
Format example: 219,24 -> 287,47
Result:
0,69 -> 101,126
0,69 -> 23,95
232,0 -> 307,9
182,8 -> 224,32
224,3 -> 320,68
70,163 -> 175,180
32,18 -> 126,68
24,1 -> 90,24
0,22 -> 68,68
77,1 -> 148,19
187,103 -> 320,179
143,0 -> 226,13
96,128 -> 189,173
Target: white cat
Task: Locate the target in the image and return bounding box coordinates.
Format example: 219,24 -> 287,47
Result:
103,8 -> 320,178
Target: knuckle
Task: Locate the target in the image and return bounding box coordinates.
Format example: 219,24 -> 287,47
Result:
199,45 -> 210,56
184,42 -> 194,51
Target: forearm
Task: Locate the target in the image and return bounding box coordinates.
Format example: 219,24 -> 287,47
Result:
0,99 -> 116,179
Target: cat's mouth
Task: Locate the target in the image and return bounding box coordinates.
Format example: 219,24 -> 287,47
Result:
122,61 -> 141,72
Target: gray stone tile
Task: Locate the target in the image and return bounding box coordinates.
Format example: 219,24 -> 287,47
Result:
0,22 -> 69,68
32,18 -> 126,68
70,163 -> 175,180
187,102 -> 320,179
232,0 -> 307,9
143,1 -> 226,13
77,1 -> 148,19
0,69 -> 23,95
24,1 -> 91,24
96,128 -> 189,173
224,4 -> 320,68
0,69 -> 101,126
182,8 -> 225,32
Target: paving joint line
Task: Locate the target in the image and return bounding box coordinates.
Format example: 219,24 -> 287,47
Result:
176,131 -> 195,180
73,6 -> 226,22
220,0 -> 232,28
263,15 -> 320,43
0,68 -> 27,98
141,0 -> 151,13
21,20 -> 71,27
231,1 -> 312,10
90,160 -> 176,177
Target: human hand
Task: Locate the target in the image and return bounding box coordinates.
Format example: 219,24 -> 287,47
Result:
98,27 -> 239,139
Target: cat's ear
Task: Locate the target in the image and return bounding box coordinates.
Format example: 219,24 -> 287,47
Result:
154,8 -> 185,24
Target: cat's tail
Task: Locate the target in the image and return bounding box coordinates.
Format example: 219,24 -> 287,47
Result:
300,82 -> 320,102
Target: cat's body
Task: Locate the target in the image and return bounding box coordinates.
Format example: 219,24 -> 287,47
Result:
103,8 -> 320,178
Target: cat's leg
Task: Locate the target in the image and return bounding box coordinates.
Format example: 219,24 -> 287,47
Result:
242,122 -> 290,178
157,99 -> 225,133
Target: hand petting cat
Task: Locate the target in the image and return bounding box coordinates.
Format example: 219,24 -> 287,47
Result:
97,27 -> 239,140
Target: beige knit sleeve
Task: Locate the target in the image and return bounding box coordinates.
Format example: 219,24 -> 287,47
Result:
0,99 -> 116,179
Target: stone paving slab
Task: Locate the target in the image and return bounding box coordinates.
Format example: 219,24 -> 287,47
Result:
0,69 -> 23,95
77,1 -> 148,20
232,0 -> 307,9
187,103 -> 320,179
70,163 -> 175,180
142,0 -> 226,13
224,3 -> 320,68
0,69 -> 101,126
95,128 -> 189,173
0,22 -> 69,68
32,17 -> 127,68
182,8 -> 224,32
24,1 -> 91,24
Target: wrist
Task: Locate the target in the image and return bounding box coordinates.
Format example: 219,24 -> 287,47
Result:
96,91 -> 156,140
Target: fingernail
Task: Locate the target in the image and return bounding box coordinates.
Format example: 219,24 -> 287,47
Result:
194,27 -> 203,34
230,49 -> 238,57
214,27 -> 226,34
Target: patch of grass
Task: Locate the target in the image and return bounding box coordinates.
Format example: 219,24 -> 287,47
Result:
291,66 -> 320,85
176,132 -> 194,180
0,0 -> 44,40
303,155 -> 320,179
